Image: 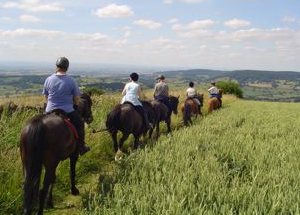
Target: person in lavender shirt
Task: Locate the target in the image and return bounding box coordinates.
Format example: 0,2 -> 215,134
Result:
43,57 -> 90,155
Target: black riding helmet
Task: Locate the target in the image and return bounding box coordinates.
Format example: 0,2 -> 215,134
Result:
130,72 -> 139,81
56,57 -> 69,70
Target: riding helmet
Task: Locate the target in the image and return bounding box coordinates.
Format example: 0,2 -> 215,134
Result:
156,74 -> 165,80
56,57 -> 69,70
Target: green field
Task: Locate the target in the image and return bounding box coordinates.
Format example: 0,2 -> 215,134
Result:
1,91 -> 300,214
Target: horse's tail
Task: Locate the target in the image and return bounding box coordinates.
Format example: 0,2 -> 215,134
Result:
106,104 -> 121,132
183,102 -> 191,126
20,115 -> 46,213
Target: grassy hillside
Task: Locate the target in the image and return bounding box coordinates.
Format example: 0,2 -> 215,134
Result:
85,100 -> 300,214
1,90 -> 300,214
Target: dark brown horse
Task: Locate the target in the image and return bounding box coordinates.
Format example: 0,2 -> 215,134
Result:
149,96 -> 179,138
208,89 -> 223,113
181,93 -> 204,126
106,100 -> 155,160
20,93 -> 93,215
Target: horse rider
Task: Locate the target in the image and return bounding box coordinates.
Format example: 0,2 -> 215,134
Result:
43,57 -> 90,155
208,80 -> 222,107
153,75 -> 171,115
186,81 -> 201,114
121,72 -> 152,130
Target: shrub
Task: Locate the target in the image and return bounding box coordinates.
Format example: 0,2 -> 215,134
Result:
217,80 -> 243,98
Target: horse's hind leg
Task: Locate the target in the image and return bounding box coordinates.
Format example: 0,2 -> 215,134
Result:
111,131 -> 118,152
70,153 -> 79,195
166,117 -> 171,133
119,133 -> 129,151
38,167 -> 56,215
133,134 -> 140,149
46,182 -> 55,208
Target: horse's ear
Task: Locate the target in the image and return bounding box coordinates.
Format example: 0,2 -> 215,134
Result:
88,91 -> 92,96
177,95 -> 180,99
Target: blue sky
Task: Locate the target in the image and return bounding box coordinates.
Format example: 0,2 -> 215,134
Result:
0,0 -> 299,71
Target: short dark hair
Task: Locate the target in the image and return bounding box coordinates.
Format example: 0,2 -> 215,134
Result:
189,81 -> 194,87
130,72 -> 139,81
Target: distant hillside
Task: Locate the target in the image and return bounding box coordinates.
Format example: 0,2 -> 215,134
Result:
2,69 -> 300,102
216,70 -> 300,85
155,69 -> 229,80
158,69 -> 300,102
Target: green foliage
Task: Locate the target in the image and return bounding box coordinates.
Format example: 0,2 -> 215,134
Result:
217,80 -> 243,98
81,86 -> 105,96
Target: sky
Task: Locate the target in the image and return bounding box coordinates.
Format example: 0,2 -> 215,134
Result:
0,0 -> 300,71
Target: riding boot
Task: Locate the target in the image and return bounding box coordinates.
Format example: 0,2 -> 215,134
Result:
67,111 -> 90,155
136,105 -> 152,131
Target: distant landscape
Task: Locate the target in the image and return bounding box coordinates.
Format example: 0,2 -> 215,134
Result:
1,63 -> 300,102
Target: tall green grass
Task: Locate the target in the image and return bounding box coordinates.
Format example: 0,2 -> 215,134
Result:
86,100 -> 300,214
1,92 -> 300,214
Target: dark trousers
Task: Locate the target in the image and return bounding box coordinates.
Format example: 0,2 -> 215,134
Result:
67,111 -> 85,144
154,96 -> 171,115
135,105 -> 150,127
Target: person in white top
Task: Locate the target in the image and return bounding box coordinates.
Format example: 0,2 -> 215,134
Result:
121,72 -> 151,130
186,81 -> 201,113
208,80 -> 222,106
208,81 -> 219,97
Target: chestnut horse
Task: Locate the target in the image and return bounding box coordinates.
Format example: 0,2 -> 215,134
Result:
20,93 -> 93,215
106,100 -> 156,159
149,96 -> 179,138
207,89 -> 223,113
181,93 -> 204,126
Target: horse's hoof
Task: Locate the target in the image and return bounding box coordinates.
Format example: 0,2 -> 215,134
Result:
71,187 -> 80,195
115,150 -> 124,161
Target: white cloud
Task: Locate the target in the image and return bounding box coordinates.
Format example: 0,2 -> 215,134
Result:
163,0 -> 206,4
224,19 -> 251,29
281,16 -> 296,23
0,17 -> 14,22
19,14 -> 40,22
1,0 -> 64,12
133,19 -> 162,30
94,4 -> 134,18
168,18 -> 179,24
221,45 -> 230,49
0,28 -> 63,38
172,19 -> 215,32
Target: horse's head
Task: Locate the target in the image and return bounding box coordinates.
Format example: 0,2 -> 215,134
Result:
77,93 -> 93,124
169,96 -> 179,114
219,89 -> 223,97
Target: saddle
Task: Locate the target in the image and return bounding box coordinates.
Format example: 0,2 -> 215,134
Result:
122,102 -> 144,117
46,109 -> 79,140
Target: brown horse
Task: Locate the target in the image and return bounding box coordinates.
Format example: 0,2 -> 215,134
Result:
106,100 -> 156,160
207,89 -> 223,113
149,96 -> 179,138
20,93 -> 93,215
181,93 -> 204,126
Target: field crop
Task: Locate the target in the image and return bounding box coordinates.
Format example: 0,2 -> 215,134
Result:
1,90 -> 299,214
